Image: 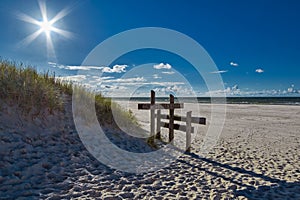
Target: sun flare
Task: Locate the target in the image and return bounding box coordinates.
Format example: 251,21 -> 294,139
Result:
17,0 -> 73,59
38,19 -> 54,37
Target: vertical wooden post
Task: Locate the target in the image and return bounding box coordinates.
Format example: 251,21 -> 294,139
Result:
150,90 -> 155,143
186,111 -> 192,152
169,94 -> 174,143
156,109 -> 161,139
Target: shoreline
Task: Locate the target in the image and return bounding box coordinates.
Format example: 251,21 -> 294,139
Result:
113,98 -> 300,106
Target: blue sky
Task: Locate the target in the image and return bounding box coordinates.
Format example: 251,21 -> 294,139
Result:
0,0 -> 299,96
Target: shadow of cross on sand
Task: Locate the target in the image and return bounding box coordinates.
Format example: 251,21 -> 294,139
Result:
179,152 -> 300,199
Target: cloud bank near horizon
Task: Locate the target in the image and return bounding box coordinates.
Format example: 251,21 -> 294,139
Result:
49,62 -> 299,97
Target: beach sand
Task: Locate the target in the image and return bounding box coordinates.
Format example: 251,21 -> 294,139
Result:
0,101 -> 299,199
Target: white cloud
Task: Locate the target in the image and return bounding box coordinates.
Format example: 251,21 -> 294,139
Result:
102,64 -> 128,73
48,62 -> 57,66
153,63 -> 172,69
287,85 -> 299,94
232,84 -> 239,90
56,75 -> 117,89
210,70 -> 228,74
59,73 -> 185,89
49,62 -> 128,73
103,77 -> 146,83
153,74 -> 161,79
162,71 -> 175,75
255,68 -> 264,73
91,76 -> 114,80
148,81 -> 184,86
230,62 -> 239,67
153,85 -> 194,96
205,84 -> 300,97
116,81 -> 184,86
65,66 -> 103,70
48,62 -> 102,70
57,75 -> 87,82
205,84 -> 240,96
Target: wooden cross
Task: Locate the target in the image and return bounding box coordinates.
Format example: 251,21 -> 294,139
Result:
138,90 -> 183,142
138,90 -> 206,152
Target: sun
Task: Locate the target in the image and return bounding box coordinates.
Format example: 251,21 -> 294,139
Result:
17,0 -> 73,60
38,19 -> 54,37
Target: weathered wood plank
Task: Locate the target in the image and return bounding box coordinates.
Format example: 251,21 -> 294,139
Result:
150,90 -> 155,140
169,94 -> 174,143
191,117 -> 206,125
138,103 -> 184,110
155,114 -> 206,125
160,122 -> 195,133
186,111 -> 192,153
156,109 -> 161,139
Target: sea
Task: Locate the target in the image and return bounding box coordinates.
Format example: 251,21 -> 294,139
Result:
113,97 -> 300,106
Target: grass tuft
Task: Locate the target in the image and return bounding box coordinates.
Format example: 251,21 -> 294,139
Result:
0,59 -> 137,127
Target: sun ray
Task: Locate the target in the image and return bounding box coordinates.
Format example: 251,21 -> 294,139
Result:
18,29 -> 43,47
51,27 -> 73,38
50,7 -> 71,24
46,34 -> 56,59
38,0 -> 48,22
16,12 -> 40,25
17,0 -> 73,60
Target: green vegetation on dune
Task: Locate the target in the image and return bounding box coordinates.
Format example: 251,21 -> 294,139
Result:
0,59 -> 137,126
0,59 -> 71,114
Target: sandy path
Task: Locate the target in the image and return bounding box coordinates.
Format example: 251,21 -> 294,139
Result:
0,102 -> 299,199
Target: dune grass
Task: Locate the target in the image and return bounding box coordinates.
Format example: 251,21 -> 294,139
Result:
0,59 -> 137,126
0,60 -> 67,114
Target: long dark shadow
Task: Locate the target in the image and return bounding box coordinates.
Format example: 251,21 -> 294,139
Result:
183,152 -> 286,185
177,158 -> 256,190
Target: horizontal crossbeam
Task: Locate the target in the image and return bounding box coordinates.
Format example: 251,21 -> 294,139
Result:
138,103 -> 184,110
160,122 -> 195,133
156,114 -> 206,125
